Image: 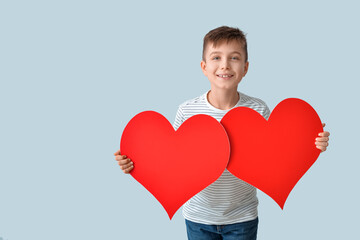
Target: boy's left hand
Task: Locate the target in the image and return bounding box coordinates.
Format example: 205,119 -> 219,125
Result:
315,123 -> 330,152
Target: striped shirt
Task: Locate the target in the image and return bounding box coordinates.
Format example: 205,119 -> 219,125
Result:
173,90 -> 270,225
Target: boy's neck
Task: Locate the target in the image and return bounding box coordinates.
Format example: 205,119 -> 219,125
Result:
207,88 -> 239,110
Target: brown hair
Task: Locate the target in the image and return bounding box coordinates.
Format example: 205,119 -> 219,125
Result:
202,26 -> 248,62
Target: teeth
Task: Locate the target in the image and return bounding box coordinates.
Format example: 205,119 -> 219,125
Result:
218,74 -> 232,77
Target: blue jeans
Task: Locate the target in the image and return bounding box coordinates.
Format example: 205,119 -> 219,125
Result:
185,217 -> 258,240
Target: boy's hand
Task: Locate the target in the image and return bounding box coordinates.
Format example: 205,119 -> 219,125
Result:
114,149 -> 134,174
315,123 -> 330,152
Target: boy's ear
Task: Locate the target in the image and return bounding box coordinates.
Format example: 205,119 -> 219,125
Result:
243,61 -> 249,77
201,60 -> 207,76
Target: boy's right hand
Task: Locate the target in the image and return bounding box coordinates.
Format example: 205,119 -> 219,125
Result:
114,150 -> 134,174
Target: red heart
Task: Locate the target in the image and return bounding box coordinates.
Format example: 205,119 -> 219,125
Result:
120,111 -> 230,219
221,98 -> 323,209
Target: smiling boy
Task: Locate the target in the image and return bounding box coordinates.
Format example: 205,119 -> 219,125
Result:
115,26 -> 330,239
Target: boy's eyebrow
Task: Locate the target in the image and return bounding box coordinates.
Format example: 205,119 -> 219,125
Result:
209,51 -> 242,56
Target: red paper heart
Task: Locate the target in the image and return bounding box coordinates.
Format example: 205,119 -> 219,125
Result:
221,98 -> 323,209
120,111 -> 230,219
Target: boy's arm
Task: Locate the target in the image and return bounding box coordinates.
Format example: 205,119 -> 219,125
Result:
316,123 -> 330,152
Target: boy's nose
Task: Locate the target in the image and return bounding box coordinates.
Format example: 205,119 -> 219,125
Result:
221,60 -> 230,69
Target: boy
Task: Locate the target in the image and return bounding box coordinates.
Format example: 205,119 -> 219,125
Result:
115,26 -> 330,239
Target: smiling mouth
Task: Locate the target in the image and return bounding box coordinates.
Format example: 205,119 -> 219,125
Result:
217,74 -> 234,79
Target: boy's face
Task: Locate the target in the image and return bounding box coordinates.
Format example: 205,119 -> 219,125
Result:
201,40 -> 249,92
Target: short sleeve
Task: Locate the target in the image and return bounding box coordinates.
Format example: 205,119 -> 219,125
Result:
252,97 -> 270,120
263,104 -> 271,120
173,105 -> 185,131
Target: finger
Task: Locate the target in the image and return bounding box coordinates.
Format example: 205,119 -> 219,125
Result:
322,123 -> 326,128
315,137 -> 329,142
315,141 -> 329,147
115,155 -> 127,161
114,149 -> 121,156
318,131 -> 330,137
117,158 -> 132,165
123,165 -> 134,174
316,145 -> 327,152
119,161 -> 133,169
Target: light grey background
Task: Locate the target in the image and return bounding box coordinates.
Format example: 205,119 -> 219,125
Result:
1,0 -> 359,239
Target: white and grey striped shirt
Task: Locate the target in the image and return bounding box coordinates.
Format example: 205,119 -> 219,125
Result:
173,91 -> 270,225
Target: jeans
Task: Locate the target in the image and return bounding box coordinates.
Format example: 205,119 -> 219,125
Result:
185,217 -> 258,240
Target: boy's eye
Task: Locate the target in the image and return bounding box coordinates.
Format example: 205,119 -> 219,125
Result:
231,56 -> 239,60
212,56 -> 220,60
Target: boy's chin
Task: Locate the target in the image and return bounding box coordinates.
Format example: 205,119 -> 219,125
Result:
210,84 -> 239,92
